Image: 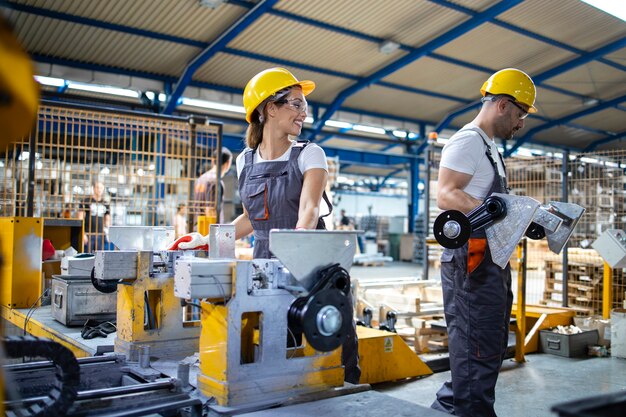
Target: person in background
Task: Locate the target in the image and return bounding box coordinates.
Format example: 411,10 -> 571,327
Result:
431,68 -> 537,417
339,209 -> 352,228
194,147 -> 233,225
173,203 -> 188,238
77,180 -> 111,253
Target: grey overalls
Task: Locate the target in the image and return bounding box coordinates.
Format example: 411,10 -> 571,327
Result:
431,128 -> 514,417
238,141 -> 361,384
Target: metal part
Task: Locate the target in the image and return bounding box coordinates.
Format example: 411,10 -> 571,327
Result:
209,224 -> 236,259
532,205 -> 564,233
433,210 -> 471,249
467,195 -> 507,231
362,307 -> 373,328
269,230 -> 358,292
317,305 -> 342,336
3,351 -> 200,417
433,193 -> 584,269
173,258 -> 234,300
177,362 -> 190,389
525,222 -> 546,240
592,229 -> 626,268
290,288 -> 351,351
196,258 -> 345,408
544,201 -> 586,254
486,193 -> 540,269
94,251 -> 139,281
138,346 -> 151,369
108,226 -> 175,251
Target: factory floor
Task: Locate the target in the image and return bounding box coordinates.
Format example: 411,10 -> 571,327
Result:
351,261 -> 626,417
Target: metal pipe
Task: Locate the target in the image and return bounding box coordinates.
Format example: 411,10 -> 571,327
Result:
423,141 -> 431,280
98,397 -> 203,417
215,123 -> 223,223
138,345 -> 151,369
515,238 -> 527,363
2,355 -> 121,372
5,379 -> 176,406
177,362 -> 190,389
561,150 -> 569,307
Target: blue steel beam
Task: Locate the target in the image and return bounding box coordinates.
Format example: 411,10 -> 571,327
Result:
436,37 -> 626,133
430,0 -> 626,73
20,1 -> 620,145
506,94 -> 626,156
4,2 -> 206,48
13,1 -> 601,115
12,1 -> 613,106
5,3 -> 467,104
533,37 -> 626,83
309,1 -> 523,139
32,54 -> 433,130
583,130 -> 626,152
227,0 -> 601,102
162,0 -> 279,114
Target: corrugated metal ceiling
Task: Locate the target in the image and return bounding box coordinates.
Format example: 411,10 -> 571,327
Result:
4,0 -> 626,157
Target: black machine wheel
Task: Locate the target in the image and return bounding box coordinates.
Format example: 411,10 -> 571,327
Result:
433,210 -> 472,249
291,289 -> 351,352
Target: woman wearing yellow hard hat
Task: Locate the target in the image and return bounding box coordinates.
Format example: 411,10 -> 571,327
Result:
234,67 -> 360,384
233,67 -> 328,256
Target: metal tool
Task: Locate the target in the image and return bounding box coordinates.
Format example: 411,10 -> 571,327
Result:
434,193 -> 585,268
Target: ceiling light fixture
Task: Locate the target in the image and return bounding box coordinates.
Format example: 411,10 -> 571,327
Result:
379,40 -> 400,55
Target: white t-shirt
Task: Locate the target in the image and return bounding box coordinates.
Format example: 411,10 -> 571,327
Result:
236,141 -> 328,179
439,123 -> 506,200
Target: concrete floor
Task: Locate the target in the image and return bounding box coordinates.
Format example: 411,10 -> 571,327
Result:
351,261 -> 626,417
376,354 -> 626,417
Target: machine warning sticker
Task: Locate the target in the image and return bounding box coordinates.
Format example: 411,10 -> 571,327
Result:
384,337 -> 393,352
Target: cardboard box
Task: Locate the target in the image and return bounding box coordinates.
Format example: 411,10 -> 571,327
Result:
539,329 -> 599,357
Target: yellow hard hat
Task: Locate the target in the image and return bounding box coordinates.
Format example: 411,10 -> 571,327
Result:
480,68 -> 537,113
0,16 -> 39,147
243,67 -> 315,123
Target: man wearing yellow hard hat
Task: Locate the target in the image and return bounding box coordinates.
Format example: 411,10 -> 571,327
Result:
431,68 -> 536,417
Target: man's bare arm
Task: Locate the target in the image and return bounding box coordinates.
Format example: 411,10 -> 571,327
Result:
437,167 -> 482,214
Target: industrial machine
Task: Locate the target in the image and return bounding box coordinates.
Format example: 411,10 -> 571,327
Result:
433,193 -> 585,265
92,225 -> 204,360
2,336 -> 202,417
173,227 -> 358,413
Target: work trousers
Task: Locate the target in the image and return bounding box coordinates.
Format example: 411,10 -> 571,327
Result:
431,242 -> 513,417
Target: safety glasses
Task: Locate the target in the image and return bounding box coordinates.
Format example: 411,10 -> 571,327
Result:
482,95 -> 529,120
276,98 -> 308,114
506,99 -> 529,120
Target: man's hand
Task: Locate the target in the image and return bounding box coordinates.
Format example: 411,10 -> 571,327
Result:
168,232 -> 209,251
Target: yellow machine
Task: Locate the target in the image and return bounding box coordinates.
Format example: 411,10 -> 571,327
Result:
173,228 -> 358,411
1,13 -> 41,414
0,217 -> 44,309
92,226 -> 201,360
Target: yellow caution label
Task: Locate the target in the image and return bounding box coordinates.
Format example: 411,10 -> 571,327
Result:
384,337 -> 393,353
